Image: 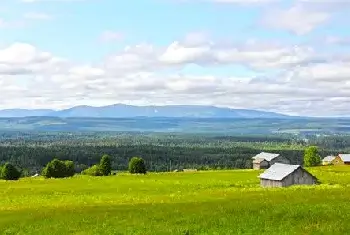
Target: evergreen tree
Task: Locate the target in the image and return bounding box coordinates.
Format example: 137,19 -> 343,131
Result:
100,154 -> 112,176
304,146 -> 321,167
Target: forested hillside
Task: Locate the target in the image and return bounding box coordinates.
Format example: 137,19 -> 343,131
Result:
0,131 -> 348,175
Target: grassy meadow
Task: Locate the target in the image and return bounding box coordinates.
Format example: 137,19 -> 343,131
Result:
1,166 -> 350,235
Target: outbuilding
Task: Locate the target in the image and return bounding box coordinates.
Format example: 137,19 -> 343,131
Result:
252,158 -> 269,169
252,152 -> 290,170
322,156 -> 336,165
259,163 -> 317,188
332,154 -> 350,165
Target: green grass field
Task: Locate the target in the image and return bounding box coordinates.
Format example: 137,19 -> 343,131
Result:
1,166 -> 350,235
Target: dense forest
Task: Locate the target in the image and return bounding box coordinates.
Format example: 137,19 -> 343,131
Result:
0,131 -> 349,175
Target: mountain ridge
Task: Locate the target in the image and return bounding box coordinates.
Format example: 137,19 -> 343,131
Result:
0,104 -> 289,118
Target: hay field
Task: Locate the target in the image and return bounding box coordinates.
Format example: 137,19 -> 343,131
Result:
0,166 -> 350,235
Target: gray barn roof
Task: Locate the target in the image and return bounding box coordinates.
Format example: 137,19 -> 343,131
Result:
322,156 -> 336,162
259,163 -> 300,181
339,154 -> 350,162
252,152 -> 280,162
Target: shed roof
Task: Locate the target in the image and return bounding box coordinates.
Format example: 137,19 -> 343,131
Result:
259,163 -> 301,181
339,154 -> 350,162
322,156 -> 336,162
252,152 -> 280,162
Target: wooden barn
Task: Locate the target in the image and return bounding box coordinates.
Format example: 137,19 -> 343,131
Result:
322,156 -> 336,165
259,163 -> 317,188
252,152 -> 290,170
332,154 -> 350,165
252,158 -> 269,169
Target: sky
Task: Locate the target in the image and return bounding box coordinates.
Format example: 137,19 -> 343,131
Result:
1,0 -> 350,116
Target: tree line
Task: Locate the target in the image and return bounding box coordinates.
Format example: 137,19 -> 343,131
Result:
1,155 -> 147,181
0,140 -> 338,181
0,145 -> 327,181
0,132 -> 347,175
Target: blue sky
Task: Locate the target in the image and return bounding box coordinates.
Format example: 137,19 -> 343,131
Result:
2,0 -> 268,60
0,0 -> 350,116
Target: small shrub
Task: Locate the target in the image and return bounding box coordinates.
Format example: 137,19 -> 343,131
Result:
128,157 -> 147,174
42,159 -> 75,178
1,163 -> 21,180
100,154 -> 112,176
81,154 -> 113,177
81,164 -> 104,176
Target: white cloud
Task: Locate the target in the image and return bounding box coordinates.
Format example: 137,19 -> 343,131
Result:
296,0 -> 350,9
0,43 -> 62,66
102,38 -> 321,73
99,31 -> 123,42
159,41 -> 212,64
292,62 -> 350,83
261,4 -> 330,35
0,18 -> 24,28
0,43 -> 69,80
325,36 -> 350,46
0,37 -> 349,116
259,0 -> 350,35
182,31 -> 210,46
69,65 -> 105,78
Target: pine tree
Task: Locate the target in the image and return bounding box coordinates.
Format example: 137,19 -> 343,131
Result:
100,154 -> 112,176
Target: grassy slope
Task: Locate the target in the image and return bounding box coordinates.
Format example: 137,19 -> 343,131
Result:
0,167 -> 350,235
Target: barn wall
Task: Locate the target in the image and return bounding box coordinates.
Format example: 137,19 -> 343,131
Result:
281,174 -> 293,187
332,156 -> 344,165
253,160 -> 269,170
253,163 -> 261,170
282,168 -> 316,187
260,179 -> 283,188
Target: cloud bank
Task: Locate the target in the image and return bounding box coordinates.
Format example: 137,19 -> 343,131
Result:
0,35 -> 349,117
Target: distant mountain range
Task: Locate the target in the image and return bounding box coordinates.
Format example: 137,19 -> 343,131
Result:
0,104 -> 290,118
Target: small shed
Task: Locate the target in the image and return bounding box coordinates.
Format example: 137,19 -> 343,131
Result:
252,158 -> 269,169
333,154 -> 350,165
252,152 -> 290,170
322,156 -> 336,165
259,163 -> 317,188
